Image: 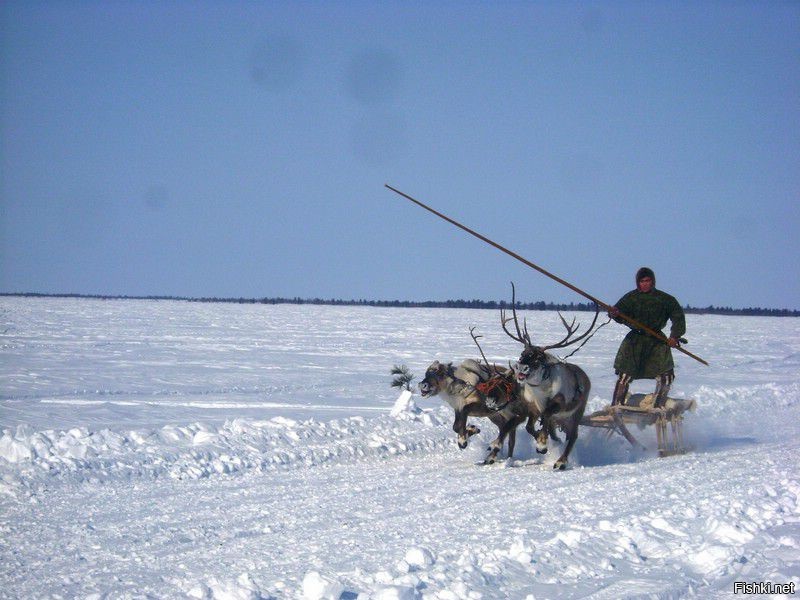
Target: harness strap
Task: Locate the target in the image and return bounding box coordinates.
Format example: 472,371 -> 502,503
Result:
475,376 -> 514,398
475,376 -> 514,412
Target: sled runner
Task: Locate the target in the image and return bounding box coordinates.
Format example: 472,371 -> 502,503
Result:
580,393 -> 696,457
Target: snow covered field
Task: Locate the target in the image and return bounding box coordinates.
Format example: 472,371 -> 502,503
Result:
1,296 -> 799,599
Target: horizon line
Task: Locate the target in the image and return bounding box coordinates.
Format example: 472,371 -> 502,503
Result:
1,292 -> 798,317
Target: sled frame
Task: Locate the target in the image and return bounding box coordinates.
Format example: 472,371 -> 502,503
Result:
581,396 -> 696,457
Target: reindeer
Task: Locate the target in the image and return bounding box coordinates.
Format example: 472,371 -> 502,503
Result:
419,329 -> 527,464
501,285 -> 599,470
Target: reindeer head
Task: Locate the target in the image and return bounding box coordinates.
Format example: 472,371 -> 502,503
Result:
419,361 -> 451,397
515,345 -> 550,382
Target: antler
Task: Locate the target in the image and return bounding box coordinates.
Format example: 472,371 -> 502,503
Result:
469,326 -> 499,375
500,282 -> 602,353
500,282 -> 532,347
541,303 -> 601,351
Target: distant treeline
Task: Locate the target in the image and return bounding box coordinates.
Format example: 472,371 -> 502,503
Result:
3,292 -> 798,317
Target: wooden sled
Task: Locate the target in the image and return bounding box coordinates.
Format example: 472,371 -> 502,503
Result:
581,393 -> 697,457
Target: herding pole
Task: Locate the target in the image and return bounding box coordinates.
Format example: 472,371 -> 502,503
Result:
385,184 -> 708,367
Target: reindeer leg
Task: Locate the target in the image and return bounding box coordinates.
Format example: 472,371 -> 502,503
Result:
536,425 -> 550,454
506,424 -> 517,459
484,444 -> 501,465
453,410 -> 475,450
554,396 -> 587,470
506,415 -> 524,459
548,420 -> 561,443
484,415 -> 521,464
521,413 -> 549,455
484,427 -> 505,465
536,404 -> 560,455
525,415 -> 538,437
554,420 -> 579,470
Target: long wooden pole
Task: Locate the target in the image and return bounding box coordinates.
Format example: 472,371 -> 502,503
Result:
385,184 -> 708,367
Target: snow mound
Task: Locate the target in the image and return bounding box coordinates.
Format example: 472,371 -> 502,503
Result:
390,389 -> 423,420
301,571 -> 345,600
184,573 -> 263,600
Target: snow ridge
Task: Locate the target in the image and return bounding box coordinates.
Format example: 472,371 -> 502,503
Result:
3,381 -> 798,498
0,405 -> 452,498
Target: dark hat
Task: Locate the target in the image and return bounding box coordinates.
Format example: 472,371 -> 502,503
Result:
636,267 -> 656,285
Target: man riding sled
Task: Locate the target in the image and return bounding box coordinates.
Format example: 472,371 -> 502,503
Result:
608,267 -> 686,408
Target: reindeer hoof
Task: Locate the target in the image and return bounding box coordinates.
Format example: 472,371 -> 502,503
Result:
458,441 -> 468,450
554,462 -> 567,471
536,447 -> 548,455
484,457 -> 496,465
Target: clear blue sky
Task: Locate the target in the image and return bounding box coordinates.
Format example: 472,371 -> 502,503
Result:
2,1 -> 798,309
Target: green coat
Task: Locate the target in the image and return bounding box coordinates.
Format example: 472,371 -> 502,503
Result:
612,288 -> 686,379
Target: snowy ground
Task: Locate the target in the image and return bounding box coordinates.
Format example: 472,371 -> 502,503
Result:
1,297 -> 799,599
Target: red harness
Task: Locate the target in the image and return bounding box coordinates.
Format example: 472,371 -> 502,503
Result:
476,376 -> 514,398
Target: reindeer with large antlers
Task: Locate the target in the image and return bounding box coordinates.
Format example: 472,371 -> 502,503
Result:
502,284 -> 599,470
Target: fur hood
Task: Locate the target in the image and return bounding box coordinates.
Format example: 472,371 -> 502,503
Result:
636,267 -> 656,286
